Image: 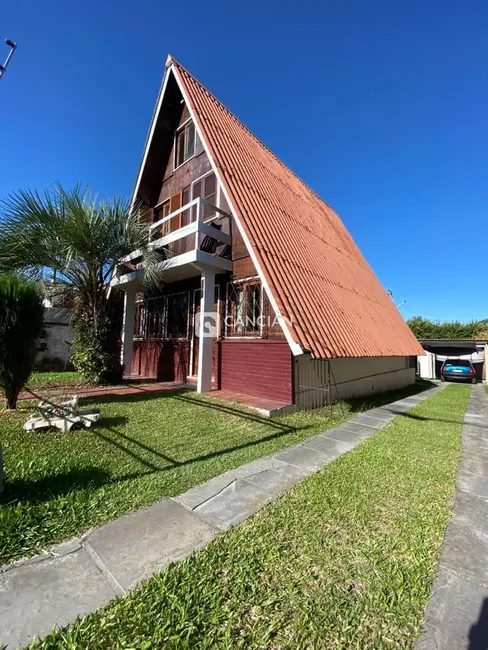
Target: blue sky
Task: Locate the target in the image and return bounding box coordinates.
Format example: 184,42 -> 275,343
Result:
1,0 -> 487,322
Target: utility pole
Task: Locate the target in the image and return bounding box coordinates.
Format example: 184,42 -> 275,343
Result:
0,38 -> 17,80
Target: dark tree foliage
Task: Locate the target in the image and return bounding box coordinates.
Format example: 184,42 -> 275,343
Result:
0,274 -> 44,409
407,316 -> 488,340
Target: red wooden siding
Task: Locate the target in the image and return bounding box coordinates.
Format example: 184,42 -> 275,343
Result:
218,340 -> 293,403
132,340 -> 190,382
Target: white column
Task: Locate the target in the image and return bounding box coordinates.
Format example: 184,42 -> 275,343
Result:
121,289 -> 136,376
197,267 -> 215,393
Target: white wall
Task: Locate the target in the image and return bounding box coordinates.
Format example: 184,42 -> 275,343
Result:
295,356 -> 415,408
417,351 -> 436,379
35,308 -> 73,371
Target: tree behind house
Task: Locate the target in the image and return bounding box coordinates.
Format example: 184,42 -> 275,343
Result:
0,273 -> 44,409
408,316 -> 488,340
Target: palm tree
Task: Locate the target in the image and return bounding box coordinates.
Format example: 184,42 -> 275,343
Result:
0,185 -> 161,384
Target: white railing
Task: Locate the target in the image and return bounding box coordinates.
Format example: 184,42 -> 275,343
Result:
150,197 -> 228,236
118,197 -> 231,267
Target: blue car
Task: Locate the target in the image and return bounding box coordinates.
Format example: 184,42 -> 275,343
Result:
440,359 -> 477,384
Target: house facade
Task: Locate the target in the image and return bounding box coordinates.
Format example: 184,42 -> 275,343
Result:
111,56 -> 423,409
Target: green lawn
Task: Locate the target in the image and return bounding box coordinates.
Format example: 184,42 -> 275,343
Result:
29,384 -> 470,650
26,371 -> 84,390
0,382 -> 433,565
15,370 -> 153,397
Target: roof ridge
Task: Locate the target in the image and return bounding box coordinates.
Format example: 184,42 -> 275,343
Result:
170,57 -> 338,216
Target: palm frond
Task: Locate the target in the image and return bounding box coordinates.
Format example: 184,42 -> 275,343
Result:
0,185 -> 160,295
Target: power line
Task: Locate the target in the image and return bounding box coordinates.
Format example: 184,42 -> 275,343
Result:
0,38 -> 17,80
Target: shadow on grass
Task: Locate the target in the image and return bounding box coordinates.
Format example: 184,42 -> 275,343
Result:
344,379 -> 437,413
1,466 -> 111,504
395,411 -> 468,426
89,409 -> 306,483
5,380 -> 442,505
3,422 -> 308,505
81,381 -> 442,483
82,389 -> 299,433
76,380 -> 444,477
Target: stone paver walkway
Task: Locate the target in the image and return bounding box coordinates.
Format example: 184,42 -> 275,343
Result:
417,384 -> 488,650
0,384 -> 443,649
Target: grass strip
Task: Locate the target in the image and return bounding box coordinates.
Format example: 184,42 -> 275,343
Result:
24,371 -> 84,390
29,384 -> 470,649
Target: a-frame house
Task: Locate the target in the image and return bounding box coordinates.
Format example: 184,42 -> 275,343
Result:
112,55 -> 422,412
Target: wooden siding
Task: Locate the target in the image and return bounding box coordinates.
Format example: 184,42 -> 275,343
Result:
157,112 -> 211,204
233,256 -> 257,279
219,340 -> 293,403
132,339 -> 190,382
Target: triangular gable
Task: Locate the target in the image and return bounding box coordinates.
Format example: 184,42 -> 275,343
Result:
134,56 -> 423,359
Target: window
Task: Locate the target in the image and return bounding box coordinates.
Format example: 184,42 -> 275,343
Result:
192,172 -> 216,220
134,294 -> 145,338
175,120 -> 195,168
135,292 -> 190,340
166,292 -> 189,338
154,200 -> 170,224
145,296 -> 165,338
226,281 -> 262,336
181,186 -> 191,226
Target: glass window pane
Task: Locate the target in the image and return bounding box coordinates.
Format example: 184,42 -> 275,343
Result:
192,180 -> 201,221
226,282 -> 262,336
176,129 -> 185,167
235,287 -> 244,333
167,293 -> 189,338
203,173 -> 217,219
204,173 -> 216,198
186,122 -> 195,158
145,296 -> 165,338
181,187 -> 191,226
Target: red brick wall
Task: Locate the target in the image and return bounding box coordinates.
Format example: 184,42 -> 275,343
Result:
132,340 -> 190,382
218,340 -> 293,403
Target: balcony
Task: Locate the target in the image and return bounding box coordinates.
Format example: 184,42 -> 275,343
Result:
112,197 -> 233,289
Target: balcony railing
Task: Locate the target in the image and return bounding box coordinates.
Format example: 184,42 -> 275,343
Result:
114,197 -> 232,284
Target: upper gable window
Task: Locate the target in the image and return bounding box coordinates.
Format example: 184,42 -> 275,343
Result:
174,120 -> 195,168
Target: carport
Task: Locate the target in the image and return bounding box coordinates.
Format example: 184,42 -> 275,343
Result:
417,339 -> 487,381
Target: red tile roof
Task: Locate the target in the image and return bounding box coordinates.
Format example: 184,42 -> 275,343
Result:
171,58 -> 423,358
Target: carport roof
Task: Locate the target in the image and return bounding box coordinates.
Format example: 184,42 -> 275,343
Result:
421,340 -> 487,349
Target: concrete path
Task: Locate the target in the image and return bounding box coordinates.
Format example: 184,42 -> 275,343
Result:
416,384 -> 488,650
0,385 -> 443,649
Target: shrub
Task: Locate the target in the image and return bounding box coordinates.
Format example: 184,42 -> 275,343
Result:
71,292 -> 123,384
0,274 -> 44,409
